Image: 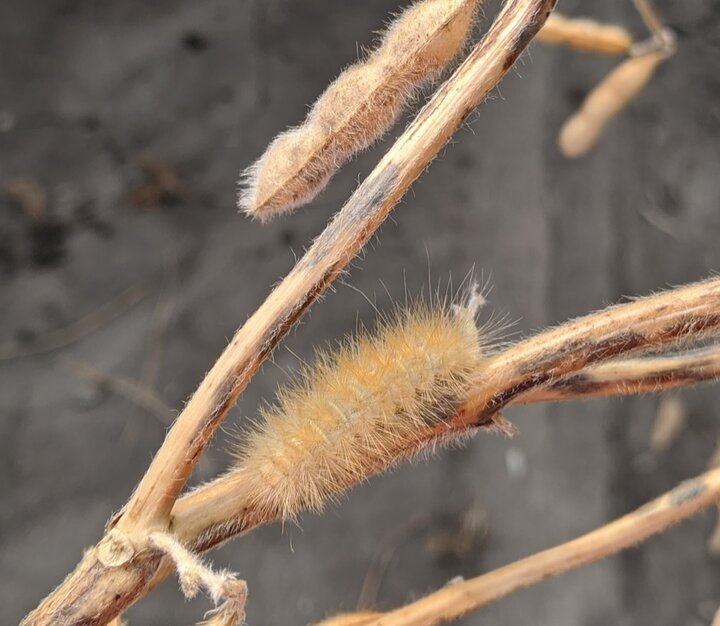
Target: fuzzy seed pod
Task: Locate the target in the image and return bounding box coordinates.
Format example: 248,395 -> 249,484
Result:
558,51 -> 665,158
232,292 -> 488,521
239,0 -> 481,222
537,13 -> 633,55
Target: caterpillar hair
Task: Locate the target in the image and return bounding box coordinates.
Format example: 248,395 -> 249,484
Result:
238,0 -> 481,222
536,13 -> 633,56
225,286 -> 491,523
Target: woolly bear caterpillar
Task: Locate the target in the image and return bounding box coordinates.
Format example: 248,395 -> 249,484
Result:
230,288 -> 489,522
536,13 -> 633,56
238,0 -> 481,222
558,51 -> 665,158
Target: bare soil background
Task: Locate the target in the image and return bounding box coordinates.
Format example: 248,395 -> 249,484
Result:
2,1 -> 720,624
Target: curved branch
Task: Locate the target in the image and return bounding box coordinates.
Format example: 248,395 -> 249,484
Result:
21,1 -> 556,624
517,345 -> 720,404
360,466 -> 720,626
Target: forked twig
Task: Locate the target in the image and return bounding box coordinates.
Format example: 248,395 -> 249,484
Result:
169,278 -> 720,554
463,278 -> 720,424
517,346 -> 720,405
633,0 -> 669,43
21,2 -> 556,624
352,466 -> 720,626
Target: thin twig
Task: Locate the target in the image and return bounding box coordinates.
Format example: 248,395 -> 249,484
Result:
141,275 -> 177,389
633,0 -> 666,41
63,358 -> 173,426
0,286 -> 146,361
357,467 -> 720,626
462,278 -> 720,425
516,346 -> 720,405
631,0 -> 675,57
21,2 -> 556,624
357,515 -> 429,611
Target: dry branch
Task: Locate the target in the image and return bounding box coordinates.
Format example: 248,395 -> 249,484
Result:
352,466 -> 720,626
516,346 -> 720,405
21,1 -> 556,624
461,278 -> 720,424
63,358 -> 173,426
0,286 -> 145,361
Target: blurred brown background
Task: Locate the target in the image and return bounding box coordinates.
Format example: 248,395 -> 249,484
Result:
2,0 -> 720,624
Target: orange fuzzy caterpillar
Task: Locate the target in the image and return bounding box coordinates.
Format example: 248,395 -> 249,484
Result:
537,13 -> 633,55
238,0 -> 481,222
232,292 -> 487,521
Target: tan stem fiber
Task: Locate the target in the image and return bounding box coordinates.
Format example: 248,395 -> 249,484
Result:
356,467 -> 720,626
558,50 -> 665,157
21,2 -> 556,624
537,13 -> 633,55
517,346 -> 720,404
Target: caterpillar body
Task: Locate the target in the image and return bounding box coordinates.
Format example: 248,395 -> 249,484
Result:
232,291 -> 489,522
238,0 -> 481,222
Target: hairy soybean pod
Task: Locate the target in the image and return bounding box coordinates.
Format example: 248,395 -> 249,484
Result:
537,13 -> 633,55
558,51 -> 665,158
238,0 -> 481,222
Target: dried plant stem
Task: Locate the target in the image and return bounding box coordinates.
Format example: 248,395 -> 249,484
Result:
633,0 -> 667,42
355,467 -> 720,626
63,358 -> 173,425
116,0 -> 557,536
516,346 -> 720,405
461,278 -> 720,425
169,278 -> 720,555
21,2 -> 555,624
0,285 -> 145,361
